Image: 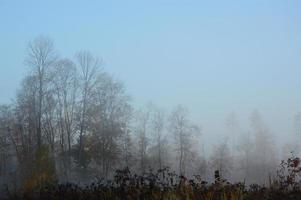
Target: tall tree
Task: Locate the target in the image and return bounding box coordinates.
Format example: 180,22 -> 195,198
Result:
25,36 -> 57,148
135,108 -> 151,174
169,105 -> 200,176
52,59 -> 78,153
150,106 -> 166,170
225,112 -> 240,153
88,73 -> 132,178
76,51 -> 101,167
249,110 -> 276,184
237,132 -> 253,183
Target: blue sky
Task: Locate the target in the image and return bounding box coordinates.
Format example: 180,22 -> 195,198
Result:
1,0 -> 301,145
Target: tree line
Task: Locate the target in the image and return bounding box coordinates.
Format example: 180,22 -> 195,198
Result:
0,36 -> 296,191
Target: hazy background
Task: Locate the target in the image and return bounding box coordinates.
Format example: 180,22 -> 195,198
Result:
1,0 -> 301,148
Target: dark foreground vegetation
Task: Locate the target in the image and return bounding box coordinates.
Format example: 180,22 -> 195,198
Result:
3,176 -> 301,200
4,155 -> 301,200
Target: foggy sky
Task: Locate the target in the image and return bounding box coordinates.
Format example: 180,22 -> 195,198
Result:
1,0 -> 301,147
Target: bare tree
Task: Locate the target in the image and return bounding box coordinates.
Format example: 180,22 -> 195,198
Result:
25,36 -> 57,148
46,59 -> 78,182
237,132 -> 253,183
210,140 -> 233,180
135,108 -> 151,174
169,105 -> 200,176
88,73 -> 132,178
150,106 -> 166,170
249,110 -> 277,184
225,112 -> 240,153
75,51 -> 101,167
52,59 -> 78,153
120,120 -> 134,169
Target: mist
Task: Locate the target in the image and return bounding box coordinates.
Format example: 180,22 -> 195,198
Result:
1,1 -> 301,199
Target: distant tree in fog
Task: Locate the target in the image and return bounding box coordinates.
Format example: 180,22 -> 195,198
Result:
150,105 -> 166,170
249,110 -> 277,184
169,105 -> 201,176
210,140 -> 233,179
225,112 -> 240,152
237,132 -> 253,182
120,116 -> 134,169
292,112 -> 301,154
294,112 -> 301,135
135,108 -> 151,173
